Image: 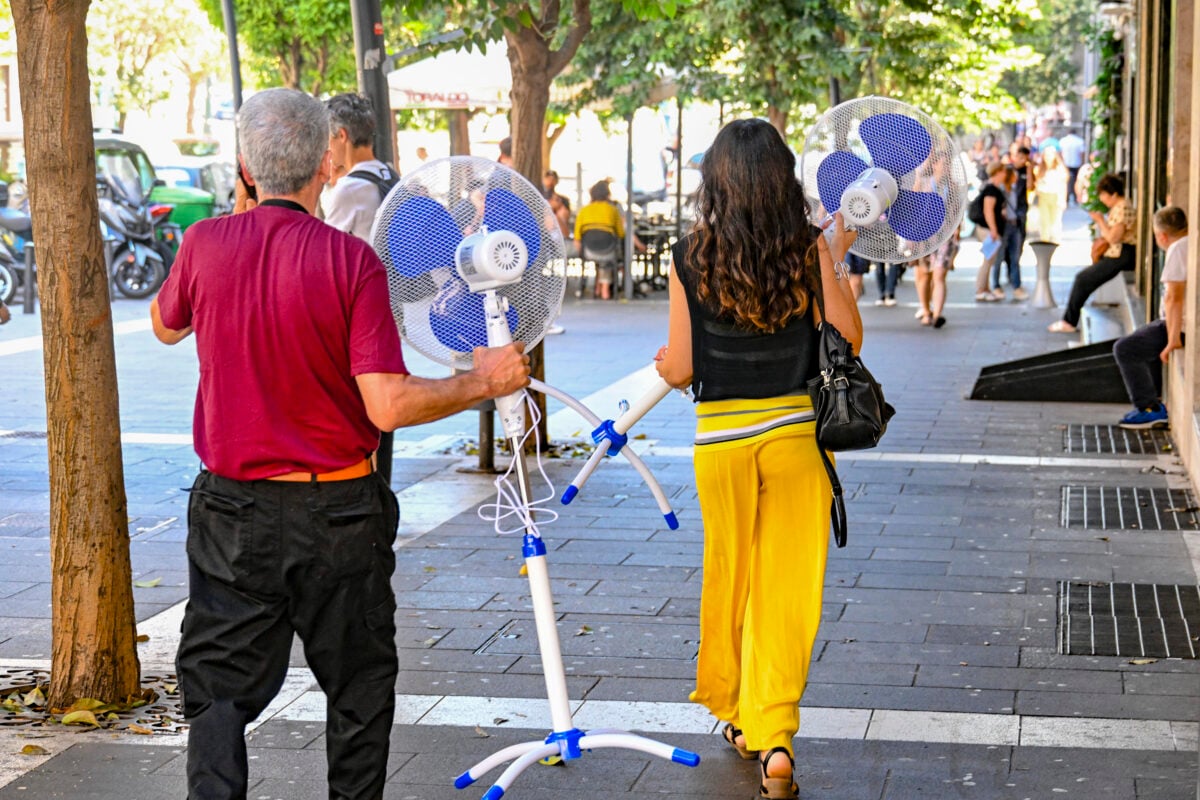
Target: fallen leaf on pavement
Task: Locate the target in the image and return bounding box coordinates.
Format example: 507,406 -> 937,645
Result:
1129,658 -> 1159,665
126,724 -> 155,735
134,578 -> 163,588
19,745 -> 48,756
473,726 -> 490,738
61,710 -> 100,727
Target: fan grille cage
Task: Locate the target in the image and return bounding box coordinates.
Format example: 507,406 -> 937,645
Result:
801,97 -> 968,264
371,157 -> 566,371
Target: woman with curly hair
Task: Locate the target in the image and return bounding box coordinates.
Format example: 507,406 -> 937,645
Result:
655,118 -> 862,799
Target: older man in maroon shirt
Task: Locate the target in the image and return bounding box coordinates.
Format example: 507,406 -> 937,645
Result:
151,88 -> 529,800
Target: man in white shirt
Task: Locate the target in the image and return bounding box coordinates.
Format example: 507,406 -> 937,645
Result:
323,93 -> 398,241
1113,206 -> 1188,429
1057,131 -> 1086,206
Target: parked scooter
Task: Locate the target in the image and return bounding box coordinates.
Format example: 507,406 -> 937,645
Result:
148,203 -> 182,270
0,251 -> 15,306
97,174 -> 166,299
0,200 -> 34,306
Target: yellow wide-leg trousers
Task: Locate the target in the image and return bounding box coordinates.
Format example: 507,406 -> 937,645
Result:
689,402 -> 831,756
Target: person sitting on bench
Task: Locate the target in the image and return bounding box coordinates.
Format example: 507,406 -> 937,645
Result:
1113,206 -> 1188,429
1048,173 -> 1136,333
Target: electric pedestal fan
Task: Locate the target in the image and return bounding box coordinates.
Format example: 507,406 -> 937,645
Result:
801,96 -> 969,264
370,157 -> 698,800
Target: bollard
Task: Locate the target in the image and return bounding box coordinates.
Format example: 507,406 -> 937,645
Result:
22,243 -> 35,314
1028,240 -> 1058,309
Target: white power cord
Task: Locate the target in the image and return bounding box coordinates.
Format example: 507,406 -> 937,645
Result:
477,390 -> 560,537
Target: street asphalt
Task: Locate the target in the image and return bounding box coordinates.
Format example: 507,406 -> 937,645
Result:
0,206 -> 1197,798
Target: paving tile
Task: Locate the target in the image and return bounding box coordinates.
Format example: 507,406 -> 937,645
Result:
1015,689 -> 1198,722
867,709 -> 1019,746
1019,716 -> 1177,750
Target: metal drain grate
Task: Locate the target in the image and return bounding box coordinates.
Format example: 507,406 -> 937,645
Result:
1058,581 -> 1200,658
0,431 -> 47,439
1063,424 -> 1173,455
1060,485 -> 1200,530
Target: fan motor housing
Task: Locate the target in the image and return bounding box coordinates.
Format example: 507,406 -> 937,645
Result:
840,168 -> 899,228
455,228 -> 529,292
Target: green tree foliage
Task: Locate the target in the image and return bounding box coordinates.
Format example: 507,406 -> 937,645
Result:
196,0 -> 357,95
703,0 -> 851,137
87,0 -> 190,129
840,0 -> 1038,132
1000,0 -> 1092,110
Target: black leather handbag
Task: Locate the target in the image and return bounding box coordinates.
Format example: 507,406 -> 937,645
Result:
807,283 -> 896,547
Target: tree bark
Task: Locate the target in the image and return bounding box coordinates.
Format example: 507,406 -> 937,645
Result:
11,0 -> 141,708
447,109 -> 472,156
541,121 -> 567,174
186,75 -> 199,135
767,104 -> 788,137
502,1 -> 593,450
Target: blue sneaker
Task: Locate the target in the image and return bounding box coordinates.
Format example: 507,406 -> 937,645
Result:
1118,403 -> 1169,430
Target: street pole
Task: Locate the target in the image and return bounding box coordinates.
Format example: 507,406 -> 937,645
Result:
219,0 -> 243,111
350,0 -> 396,167
350,0 -> 396,483
674,95 -> 683,241
624,114 -> 634,302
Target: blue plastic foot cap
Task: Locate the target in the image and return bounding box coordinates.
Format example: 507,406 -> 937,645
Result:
664,511 -> 679,530
671,748 -> 701,767
561,485 -> 579,505
482,786 -> 505,800
453,771 -> 475,789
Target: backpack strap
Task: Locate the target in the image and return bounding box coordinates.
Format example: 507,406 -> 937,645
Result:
345,166 -> 398,202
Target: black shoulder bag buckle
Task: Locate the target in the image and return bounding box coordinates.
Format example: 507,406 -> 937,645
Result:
806,279 -> 896,548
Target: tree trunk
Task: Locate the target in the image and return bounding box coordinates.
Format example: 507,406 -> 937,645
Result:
767,104 -> 788,137
11,0 -> 141,708
506,41 -> 552,186
505,37 -> 554,450
447,109 -> 472,156
185,74 -> 199,135
541,121 -> 567,175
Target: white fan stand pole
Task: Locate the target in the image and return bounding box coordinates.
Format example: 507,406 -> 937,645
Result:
455,292 -> 700,800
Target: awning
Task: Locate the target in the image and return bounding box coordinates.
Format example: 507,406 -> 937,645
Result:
388,43 -> 511,110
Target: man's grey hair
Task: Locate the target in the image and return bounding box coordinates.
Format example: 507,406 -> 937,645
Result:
237,88 -> 328,196
326,93 -> 376,149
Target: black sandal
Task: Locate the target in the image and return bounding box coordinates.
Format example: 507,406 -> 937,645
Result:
722,722 -> 758,760
757,747 -> 798,799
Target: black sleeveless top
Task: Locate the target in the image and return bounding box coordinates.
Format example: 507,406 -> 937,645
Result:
672,236 -> 819,402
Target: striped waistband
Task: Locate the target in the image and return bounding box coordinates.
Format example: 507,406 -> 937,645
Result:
694,394 -> 815,447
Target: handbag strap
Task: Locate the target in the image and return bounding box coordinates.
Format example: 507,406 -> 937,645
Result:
812,250 -> 846,548
817,443 -> 847,548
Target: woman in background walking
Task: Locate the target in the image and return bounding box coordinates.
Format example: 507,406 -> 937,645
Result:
655,119 -> 862,799
1035,146 -> 1068,243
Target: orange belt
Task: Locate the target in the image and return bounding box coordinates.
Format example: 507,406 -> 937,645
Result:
267,456 -> 374,483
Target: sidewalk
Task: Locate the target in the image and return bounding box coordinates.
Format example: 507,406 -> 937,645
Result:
1,213 -> 1197,799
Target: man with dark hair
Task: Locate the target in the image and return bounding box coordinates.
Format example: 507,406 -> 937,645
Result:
1113,206 -> 1188,429
994,145 -> 1034,301
150,87 -> 530,800
324,92 -> 399,240
498,136 -> 513,166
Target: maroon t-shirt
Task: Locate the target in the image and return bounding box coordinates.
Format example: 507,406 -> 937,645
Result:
157,201 -> 407,480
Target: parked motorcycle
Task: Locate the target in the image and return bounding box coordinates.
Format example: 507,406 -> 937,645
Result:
0,252 -> 15,305
97,174 -> 166,299
149,203 -> 182,270
0,201 -> 34,305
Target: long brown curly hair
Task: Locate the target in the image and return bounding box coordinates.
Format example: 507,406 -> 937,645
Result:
687,119 -> 819,332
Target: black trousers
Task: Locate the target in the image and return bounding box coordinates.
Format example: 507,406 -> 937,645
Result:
1113,320 -> 1184,409
1062,243 -> 1136,326
178,470 -> 399,800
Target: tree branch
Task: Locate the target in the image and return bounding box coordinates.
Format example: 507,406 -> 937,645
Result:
546,0 -> 591,77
